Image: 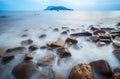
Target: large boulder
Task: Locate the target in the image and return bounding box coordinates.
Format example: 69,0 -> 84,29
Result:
57,47 -> 71,58
70,32 -> 92,37
37,54 -> 55,66
12,61 -> 38,79
113,49 -> 120,60
21,39 -> 33,46
47,38 -> 64,47
69,63 -> 94,79
90,60 -> 112,77
113,68 -> 120,79
2,55 -> 15,64
0,48 -> 7,57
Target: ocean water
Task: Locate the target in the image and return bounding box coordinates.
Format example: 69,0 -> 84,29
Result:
0,11 -> 120,79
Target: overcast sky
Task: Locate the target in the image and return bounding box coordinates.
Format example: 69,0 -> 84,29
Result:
0,0 -> 120,11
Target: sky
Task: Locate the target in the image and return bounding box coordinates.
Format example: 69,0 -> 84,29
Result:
0,0 -> 120,11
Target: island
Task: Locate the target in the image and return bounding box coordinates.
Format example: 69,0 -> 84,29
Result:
44,6 -> 73,11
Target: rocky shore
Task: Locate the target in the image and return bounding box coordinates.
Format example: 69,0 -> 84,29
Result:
0,22 -> 120,79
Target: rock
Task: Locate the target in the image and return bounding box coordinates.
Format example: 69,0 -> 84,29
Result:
112,41 -> 120,48
65,38 -> 78,44
21,34 -> 28,37
93,30 -> 106,35
69,63 -> 94,79
89,36 -> 99,42
113,68 -> 120,79
116,22 -> 120,26
29,45 -> 38,51
12,61 -> 38,79
96,42 -> 106,47
71,29 -> 76,31
89,25 -> 100,31
6,47 -> 26,53
0,48 -> 7,57
99,39 -> 111,44
110,30 -> 120,34
62,27 -> 69,29
57,47 -> 71,58
70,32 -> 92,37
90,60 -> 112,77
2,55 -> 15,64
40,46 -> 47,49
113,49 -> 120,60
101,27 -> 115,31
53,28 -> 59,31
99,35 -> 111,40
47,38 -> 64,47
21,39 -> 33,46
111,34 -> 120,39
61,31 -> 68,35
24,53 -> 33,60
37,54 -> 54,66
39,34 -> 46,38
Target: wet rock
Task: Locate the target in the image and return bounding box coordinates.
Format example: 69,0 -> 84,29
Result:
57,47 -> 71,58
6,47 -> 26,53
69,63 -> 94,79
112,41 -> 120,48
53,28 -> 59,31
65,38 -> 78,44
47,38 -> 64,47
90,60 -> 112,77
99,35 -> 111,40
2,55 -> 15,64
0,48 -> 7,57
113,68 -> 120,79
70,32 -> 92,37
71,29 -> 76,31
116,22 -> 120,26
99,39 -> 111,44
96,42 -> 106,47
61,31 -> 68,35
110,30 -> 120,34
21,39 -> 33,46
29,45 -> 38,51
21,34 -> 28,37
24,53 -> 33,60
89,25 -> 100,31
40,46 -> 47,49
113,49 -> 120,60
12,61 -> 38,79
37,54 -> 54,66
101,27 -> 115,31
89,36 -> 99,42
62,27 -> 69,29
39,34 -> 46,38
93,30 -> 106,35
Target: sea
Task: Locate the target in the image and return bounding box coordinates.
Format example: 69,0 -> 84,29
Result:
0,11 -> 120,79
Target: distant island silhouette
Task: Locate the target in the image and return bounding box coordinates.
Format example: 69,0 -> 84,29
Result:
44,6 -> 73,11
